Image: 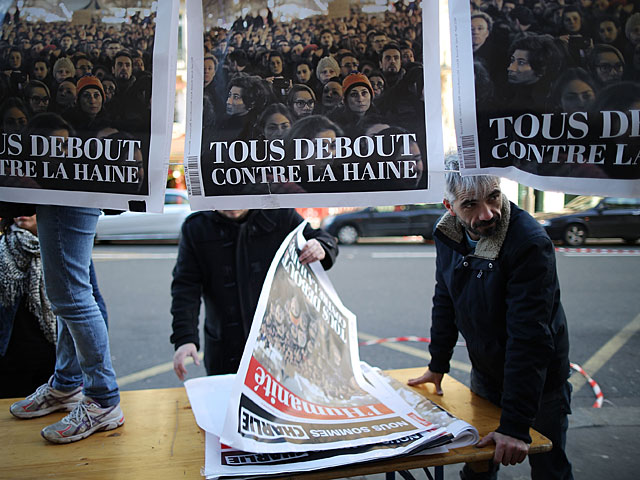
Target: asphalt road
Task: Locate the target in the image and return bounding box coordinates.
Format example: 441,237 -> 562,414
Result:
93,240 -> 640,479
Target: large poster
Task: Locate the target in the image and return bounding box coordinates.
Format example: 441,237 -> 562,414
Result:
450,0 -> 640,196
221,223 -> 435,453
0,0 -> 177,212
184,0 -> 445,210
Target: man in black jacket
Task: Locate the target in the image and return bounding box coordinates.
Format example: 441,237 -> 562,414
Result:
409,158 -> 573,480
170,209 -> 338,380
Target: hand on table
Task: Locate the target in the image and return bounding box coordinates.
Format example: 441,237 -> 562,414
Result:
407,368 -> 444,395
477,431 -> 530,466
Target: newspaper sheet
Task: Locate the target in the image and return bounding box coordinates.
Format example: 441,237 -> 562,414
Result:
184,0 -> 445,210
184,366 -> 478,479
0,1 -> 177,212
449,0 -> 640,197
220,223 -> 437,453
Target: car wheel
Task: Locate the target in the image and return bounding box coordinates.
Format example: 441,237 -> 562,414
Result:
563,224 -> 587,246
623,237 -> 639,245
337,225 -> 359,245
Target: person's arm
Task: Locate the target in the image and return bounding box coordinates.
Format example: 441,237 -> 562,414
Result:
497,234 -> 557,443
170,220 -> 205,378
408,241 -> 458,393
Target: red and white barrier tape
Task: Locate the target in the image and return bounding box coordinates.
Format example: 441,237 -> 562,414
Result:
359,337 -> 604,408
570,362 -> 604,408
358,336 -> 467,347
556,247 -> 640,255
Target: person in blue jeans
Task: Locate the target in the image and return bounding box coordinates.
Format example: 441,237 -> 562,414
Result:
10,205 -> 124,443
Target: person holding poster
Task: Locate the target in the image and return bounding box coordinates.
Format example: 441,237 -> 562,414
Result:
170,209 -> 338,379
409,157 -> 572,480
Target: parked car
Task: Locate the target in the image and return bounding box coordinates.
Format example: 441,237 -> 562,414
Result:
534,196 -> 640,246
95,189 -> 191,243
321,204 -> 446,244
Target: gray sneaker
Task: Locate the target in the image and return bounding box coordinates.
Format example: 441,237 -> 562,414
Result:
41,396 -> 124,444
10,378 -> 82,419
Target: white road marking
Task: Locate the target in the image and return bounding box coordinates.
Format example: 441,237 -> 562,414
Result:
92,252 -> 178,261
371,252 -> 437,259
118,352 -> 204,387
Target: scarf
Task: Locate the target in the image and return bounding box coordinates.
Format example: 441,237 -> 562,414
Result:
0,224 -> 56,344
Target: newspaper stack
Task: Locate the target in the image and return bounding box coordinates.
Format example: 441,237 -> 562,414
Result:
185,223 -> 478,478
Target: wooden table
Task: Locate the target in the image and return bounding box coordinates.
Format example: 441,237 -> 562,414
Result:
0,368 -> 551,479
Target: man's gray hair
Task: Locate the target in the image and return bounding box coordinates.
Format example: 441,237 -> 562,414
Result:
444,154 -> 500,203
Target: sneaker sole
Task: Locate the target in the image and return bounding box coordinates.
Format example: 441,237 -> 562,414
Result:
10,401 -> 80,419
41,415 -> 125,444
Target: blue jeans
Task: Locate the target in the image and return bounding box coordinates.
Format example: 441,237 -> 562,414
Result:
461,369 -> 573,480
36,205 -> 119,407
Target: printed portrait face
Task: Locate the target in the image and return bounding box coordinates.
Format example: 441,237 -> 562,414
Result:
318,65 -> 337,83
471,17 -> 490,50
598,21 -> 619,43
563,12 -> 582,33
560,79 -> 595,112
594,51 -> 624,83
113,55 -> 133,80
105,42 -> 122,58
380,49 -> 401,74
263,113 -> 291,140
75,58 -> 93,78
56,80 -> 77,107
322,81 -> 342,107
32,61 -> 48,80
226,85 -> 248,116
507,49 -> 539,84
292,90 -> 315,118
401,48 -> 415,65
54,66 -> 73,83
8,50 -> 21,69
340,56 -> 359,78
79,88 -> 103,116
204,58 -> 216,86
269,55 -> 283,75
372,34 -> 387,53
346,86 -> 371,114
369,75 -> 385,98
627,23 -> 640,46
60,36 -> 73,50
320,31 -> 333,48
3,107 -> 28,134
133,56 -> 145,72
28,86 -> 50,113
295,63 -> 312,83
102,79 -> 116,102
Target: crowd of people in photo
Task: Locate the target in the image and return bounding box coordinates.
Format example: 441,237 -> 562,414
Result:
470,0 -> 640,179
0,9 -> 155,192
471,0 -> 640,115
200,4 -> 427,194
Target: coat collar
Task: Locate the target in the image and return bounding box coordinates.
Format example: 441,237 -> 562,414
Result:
435,194 -> 511,260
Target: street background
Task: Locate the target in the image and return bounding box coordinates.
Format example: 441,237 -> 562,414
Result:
94,239 -> 640,479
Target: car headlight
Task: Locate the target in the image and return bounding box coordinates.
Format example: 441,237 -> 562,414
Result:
537,219 -> 551,227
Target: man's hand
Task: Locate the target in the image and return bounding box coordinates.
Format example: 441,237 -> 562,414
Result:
407,368 -> 444,395
477,431 -> 529,466
298,239 -> 325,264
173,343 -> 200,381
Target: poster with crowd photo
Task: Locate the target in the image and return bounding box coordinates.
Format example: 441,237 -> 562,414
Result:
450,0 -> 640,197
0,0 -> 178,212
221,222 -> 434,453
184,0 -> 445,210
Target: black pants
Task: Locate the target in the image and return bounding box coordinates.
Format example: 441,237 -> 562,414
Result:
461,370 -> 574,480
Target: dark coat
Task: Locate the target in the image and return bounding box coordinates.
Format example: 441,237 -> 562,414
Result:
170,209 -> 339,375
428,198 -> 570,443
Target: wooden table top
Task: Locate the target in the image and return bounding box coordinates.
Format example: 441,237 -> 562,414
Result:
0,368 -> 551,479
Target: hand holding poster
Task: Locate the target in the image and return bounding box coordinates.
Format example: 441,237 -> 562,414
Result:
450,0 -> 640,196
0,1 -> 178,212
184,0 -> 445,209
221,222 -> 434,453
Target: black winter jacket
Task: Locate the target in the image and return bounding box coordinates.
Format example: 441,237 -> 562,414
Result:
170,209 -> 338,375
428,197 -> 570,443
